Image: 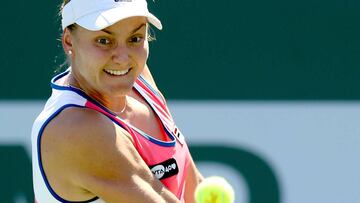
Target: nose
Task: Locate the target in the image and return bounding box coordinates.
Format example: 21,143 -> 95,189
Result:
112,45 -> 130,66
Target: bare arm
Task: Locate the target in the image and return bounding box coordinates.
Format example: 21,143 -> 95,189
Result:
41,107 -> 180,203
184,155 -> 204,203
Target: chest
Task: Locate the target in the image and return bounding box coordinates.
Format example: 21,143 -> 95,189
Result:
122,92 -> 170,142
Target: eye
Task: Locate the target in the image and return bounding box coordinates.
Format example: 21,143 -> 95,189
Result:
129,36 -> 144,43
96,37 -> 112,45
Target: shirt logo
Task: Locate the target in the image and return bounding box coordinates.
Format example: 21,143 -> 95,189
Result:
150,158 -> 179,180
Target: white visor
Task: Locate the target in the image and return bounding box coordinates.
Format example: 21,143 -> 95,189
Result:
61,0 -> 162,31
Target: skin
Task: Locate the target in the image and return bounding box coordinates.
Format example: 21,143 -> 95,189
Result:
41,16 -> 203,203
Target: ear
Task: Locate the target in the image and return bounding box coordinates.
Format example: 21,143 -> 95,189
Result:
62,28 -> 74,56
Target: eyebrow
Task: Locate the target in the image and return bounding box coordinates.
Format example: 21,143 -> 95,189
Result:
101,23 -> 147,35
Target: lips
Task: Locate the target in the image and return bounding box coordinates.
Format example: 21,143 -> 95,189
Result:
103,68 -> 131,76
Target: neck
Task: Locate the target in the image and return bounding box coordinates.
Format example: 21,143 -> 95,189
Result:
65,72 -> 128,114
111,96 -> 127,115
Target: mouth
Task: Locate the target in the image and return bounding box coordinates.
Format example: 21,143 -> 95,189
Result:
103,68 -> 132,76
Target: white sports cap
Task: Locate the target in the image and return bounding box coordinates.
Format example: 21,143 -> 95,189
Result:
61,0 -> 162,31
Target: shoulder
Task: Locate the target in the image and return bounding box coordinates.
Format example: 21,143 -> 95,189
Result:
42,106 -> 134,161
43,107 -> 117,147
40,106 -> 135,186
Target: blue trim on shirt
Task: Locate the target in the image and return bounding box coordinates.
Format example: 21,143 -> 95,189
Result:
125,121 -> 175,147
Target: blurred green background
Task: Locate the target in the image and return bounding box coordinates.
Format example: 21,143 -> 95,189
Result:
1,0 -> 360,100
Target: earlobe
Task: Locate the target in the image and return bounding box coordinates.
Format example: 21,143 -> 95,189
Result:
62,28 -> 73,55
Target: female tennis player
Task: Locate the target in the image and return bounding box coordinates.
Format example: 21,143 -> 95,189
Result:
31,0 -> 203,202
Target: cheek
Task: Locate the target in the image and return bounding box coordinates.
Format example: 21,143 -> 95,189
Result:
137,42 -> 149,63
72,49 -> 109,85
131,45 -> 149,75
76,46 -> 108,69
130,42 -> 148,63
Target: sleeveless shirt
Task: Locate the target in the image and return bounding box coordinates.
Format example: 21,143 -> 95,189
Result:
31,70 -> 190,203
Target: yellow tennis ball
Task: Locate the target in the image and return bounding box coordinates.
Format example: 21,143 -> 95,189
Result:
195,176 -> 235,203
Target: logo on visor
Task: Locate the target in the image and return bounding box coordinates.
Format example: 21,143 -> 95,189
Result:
114,0 -> 132,2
